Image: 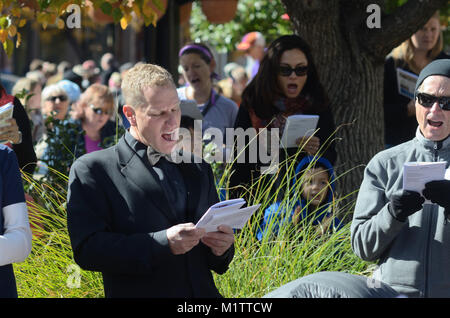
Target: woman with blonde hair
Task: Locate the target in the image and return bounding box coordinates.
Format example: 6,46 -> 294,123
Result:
383,11 -> 448,148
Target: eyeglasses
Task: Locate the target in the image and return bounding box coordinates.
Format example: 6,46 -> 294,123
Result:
90,104 -> 112,115
46,95 -> 68,102
279,65 -> 308,77
416,92 -> 450,111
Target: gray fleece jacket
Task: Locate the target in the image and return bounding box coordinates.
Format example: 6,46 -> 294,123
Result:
351,128 -> 450,297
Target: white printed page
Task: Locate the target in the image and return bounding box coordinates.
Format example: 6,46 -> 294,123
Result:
280,115 -> 319,148
403,162 -> 447,203
396,68 -> 418,99
195,199 -> 261,233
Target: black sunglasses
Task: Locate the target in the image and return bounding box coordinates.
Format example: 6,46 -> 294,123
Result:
47,95 -> 68,102
279,65 -> 308,77
90,104 -> 111,115
416,92 -> 450,111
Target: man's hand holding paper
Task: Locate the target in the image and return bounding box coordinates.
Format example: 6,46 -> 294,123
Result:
167,223 -> 206,255
195,199 -> 261,233
201,225 -> 235,257
402,162 -> 447,202
423,180 -> 450,211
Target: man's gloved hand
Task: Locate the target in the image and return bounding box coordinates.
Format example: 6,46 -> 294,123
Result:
388,190 -> 425,222
423,180 -> 450,210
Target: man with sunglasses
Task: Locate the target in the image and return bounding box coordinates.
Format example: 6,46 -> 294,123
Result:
351,59 -> 450,297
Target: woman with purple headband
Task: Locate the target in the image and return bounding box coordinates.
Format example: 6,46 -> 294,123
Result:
178,43 -> 238,145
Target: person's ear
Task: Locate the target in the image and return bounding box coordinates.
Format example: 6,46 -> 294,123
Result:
122,105 -> 137,126
209,59 -> 217,74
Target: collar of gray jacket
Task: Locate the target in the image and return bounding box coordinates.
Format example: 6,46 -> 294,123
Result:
415,127 -> 450,150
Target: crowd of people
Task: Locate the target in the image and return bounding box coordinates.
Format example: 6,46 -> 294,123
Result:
0,12 -> 449,298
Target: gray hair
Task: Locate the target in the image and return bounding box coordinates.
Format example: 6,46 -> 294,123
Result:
41,84 -> 68,104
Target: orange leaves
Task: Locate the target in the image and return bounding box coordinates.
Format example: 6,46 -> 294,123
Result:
0,0 -> 168,56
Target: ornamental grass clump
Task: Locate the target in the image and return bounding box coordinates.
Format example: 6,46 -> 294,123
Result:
212,137 -> 371,297
13,129 -> 372,298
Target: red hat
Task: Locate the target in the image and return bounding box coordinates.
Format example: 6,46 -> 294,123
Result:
237,32 -> 266,51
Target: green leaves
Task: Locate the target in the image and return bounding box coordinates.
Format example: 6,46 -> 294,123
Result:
190,0 -> 293,53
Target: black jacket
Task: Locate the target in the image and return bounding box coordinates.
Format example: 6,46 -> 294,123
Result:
67,133 -> 234,298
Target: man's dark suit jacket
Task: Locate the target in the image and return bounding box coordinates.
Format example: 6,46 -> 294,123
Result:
66,134 -> 234,298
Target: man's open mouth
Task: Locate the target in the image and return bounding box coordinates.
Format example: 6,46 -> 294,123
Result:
162,130 -> 178,142
428,120 -> 443,127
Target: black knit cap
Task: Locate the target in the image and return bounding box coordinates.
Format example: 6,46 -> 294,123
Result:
415,59 -> 450,98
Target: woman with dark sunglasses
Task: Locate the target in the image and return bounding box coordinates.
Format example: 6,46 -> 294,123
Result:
230,34 -> 337,195
41,84 -> 70,121
35,83 -> 122,179
70,83 -> 121,154
35,83 -> 74,177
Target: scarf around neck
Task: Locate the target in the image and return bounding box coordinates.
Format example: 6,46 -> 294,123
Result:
248,95 -> 311,131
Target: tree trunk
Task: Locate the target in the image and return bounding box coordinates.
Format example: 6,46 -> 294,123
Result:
281,0 -> 447,204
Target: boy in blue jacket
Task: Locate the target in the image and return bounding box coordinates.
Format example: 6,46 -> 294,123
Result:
257,156 -> 342,241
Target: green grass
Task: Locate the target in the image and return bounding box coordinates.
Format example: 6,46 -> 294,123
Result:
212,151 -> 370,297
14,146 -> 372,298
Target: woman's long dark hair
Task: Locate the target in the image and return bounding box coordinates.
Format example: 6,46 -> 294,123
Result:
241,34 -> 329,119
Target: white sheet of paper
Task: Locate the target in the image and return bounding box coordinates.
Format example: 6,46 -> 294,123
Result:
0,102 -> 14,144
403,162 -> 447,203
0,102 -> 14,128
279,114 -> 319,149
396,68 -> 418,99
446,168 -> 450,181
195,198 -> 260,233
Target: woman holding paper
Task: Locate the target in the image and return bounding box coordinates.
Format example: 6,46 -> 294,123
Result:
383,11 -> 449,148
230,34 -> 337,191
0,84 -> 37,176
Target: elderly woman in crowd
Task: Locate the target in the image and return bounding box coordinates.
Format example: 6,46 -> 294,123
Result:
35,83 -> 120,179
34,83 -> 72,176
40,83 -> 70,121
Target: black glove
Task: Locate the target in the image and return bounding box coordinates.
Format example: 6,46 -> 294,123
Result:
423,180 -> 450,210
388,190 -> 425,222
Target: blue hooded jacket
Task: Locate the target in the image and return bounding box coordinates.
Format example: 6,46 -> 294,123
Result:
256,156 -> 343,241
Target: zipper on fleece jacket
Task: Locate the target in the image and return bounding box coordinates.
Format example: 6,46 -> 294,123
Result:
424,140 -> 443,297
423,205 -> 434,297
432,141 -> 441,161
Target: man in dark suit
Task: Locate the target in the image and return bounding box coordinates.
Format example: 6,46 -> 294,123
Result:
66,63 -> 235,298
